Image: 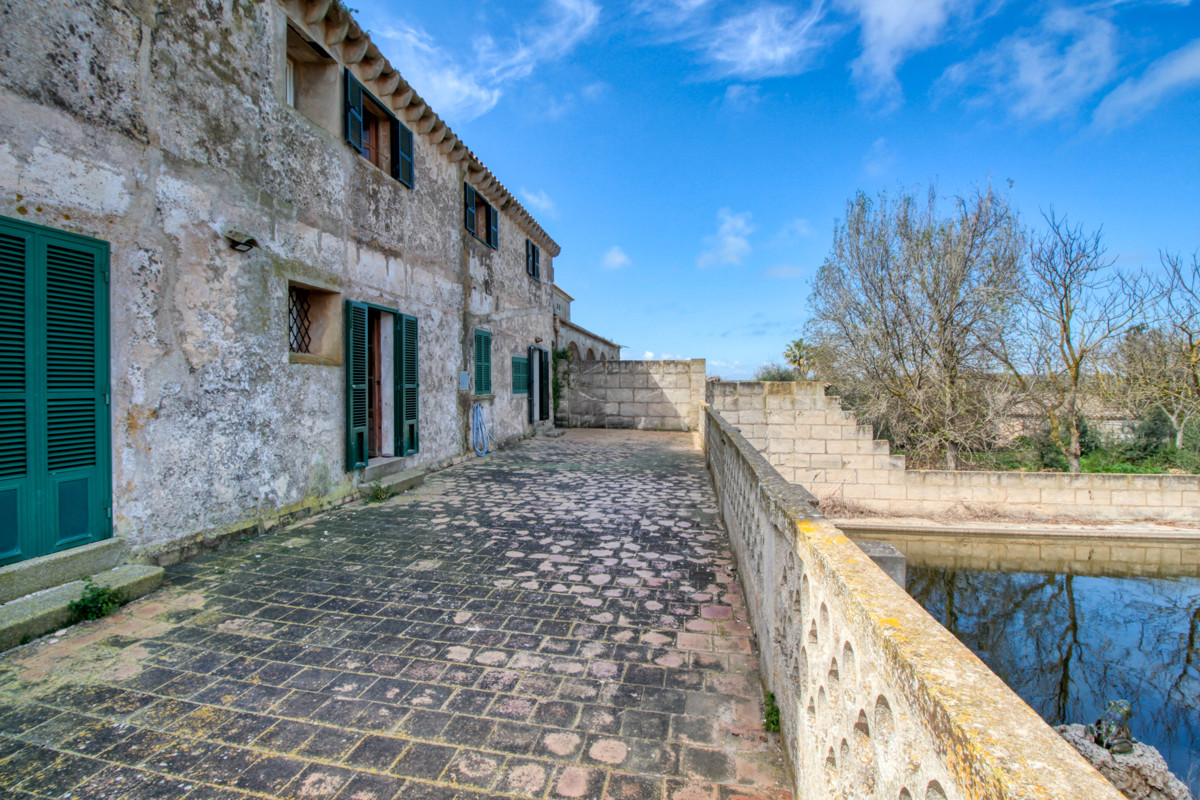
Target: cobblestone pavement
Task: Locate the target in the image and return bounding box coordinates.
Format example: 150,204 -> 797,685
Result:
0,430 -> 790,800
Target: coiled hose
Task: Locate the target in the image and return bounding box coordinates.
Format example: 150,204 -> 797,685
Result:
472,403 -> 497,456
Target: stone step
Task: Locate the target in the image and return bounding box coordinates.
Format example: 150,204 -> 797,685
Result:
357,466 -> 425,499
0,538 -> 126,605
0,564 -> 164,652
360,456 -> 413,484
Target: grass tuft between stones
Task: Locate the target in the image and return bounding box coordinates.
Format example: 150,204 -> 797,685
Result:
763,690 -> 781,733
68,577 -> 124,623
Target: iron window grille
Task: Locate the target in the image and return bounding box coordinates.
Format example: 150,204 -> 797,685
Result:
289,285 -> 313,353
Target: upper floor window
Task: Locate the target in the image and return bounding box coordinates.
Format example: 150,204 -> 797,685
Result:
525,239 -> 540,280
464,184 -> 498,249
284,24 -> 338,131
345,68 -> 414,187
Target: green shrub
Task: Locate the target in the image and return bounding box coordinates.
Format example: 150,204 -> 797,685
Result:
68,578 -> 123,623
753,363 -> 799,381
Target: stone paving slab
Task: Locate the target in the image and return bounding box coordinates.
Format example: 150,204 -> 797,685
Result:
0,430 -> 790,800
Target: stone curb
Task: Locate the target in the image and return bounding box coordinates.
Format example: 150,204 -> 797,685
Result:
0,564 -> 164,652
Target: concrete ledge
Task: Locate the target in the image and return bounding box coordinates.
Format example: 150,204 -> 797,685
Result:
0,538 -> 126,605
358,466 -> 425,498
0,564 -> 164,652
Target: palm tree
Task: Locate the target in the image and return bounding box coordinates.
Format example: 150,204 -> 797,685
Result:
784,338 -> 816,380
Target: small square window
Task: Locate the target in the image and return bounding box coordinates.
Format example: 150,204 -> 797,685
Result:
287,282 -> 341,364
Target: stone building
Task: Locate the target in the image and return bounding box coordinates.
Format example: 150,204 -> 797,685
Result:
553,285 -> 621,361
0,0 -> 559,566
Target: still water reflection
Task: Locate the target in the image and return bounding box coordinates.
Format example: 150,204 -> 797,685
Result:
908,568 -> 1200,795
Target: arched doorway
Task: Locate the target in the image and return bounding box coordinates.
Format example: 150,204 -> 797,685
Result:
586,348 -> 595,361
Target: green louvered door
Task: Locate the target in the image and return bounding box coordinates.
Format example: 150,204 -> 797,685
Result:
396,314 -> 419,456
0,216 -> 111,566
344,300 -> 369,471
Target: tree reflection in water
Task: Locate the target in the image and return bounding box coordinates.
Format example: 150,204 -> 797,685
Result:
908,568 -> 1200,795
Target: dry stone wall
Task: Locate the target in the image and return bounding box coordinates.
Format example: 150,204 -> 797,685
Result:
708,382 -> 1200,523
556,359 -> 705,431
702,407 -> 1124,800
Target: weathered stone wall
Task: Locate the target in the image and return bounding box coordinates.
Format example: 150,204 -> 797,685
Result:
702,406 -> 1124,800
708,382 -> 1200,523
556,359 -> 705,431
0,0 -> 557,558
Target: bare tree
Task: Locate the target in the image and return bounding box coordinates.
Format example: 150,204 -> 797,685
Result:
1104,324 -> 1196,448
994,211 -> 1145,472
808,185 -> 1024,468
1160,252 -> 1200,444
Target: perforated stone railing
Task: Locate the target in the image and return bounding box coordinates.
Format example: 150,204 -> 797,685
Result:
702,406 -> 1123,800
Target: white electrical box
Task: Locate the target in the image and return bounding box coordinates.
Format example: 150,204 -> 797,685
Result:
459,370 -> 470,391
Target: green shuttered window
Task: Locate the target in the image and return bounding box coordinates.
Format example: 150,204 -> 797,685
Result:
345,302 -> 419,471
525,239 -> 540,280
512,357 -> 529,394
0,216 -> 110,566
464,184 -> 498,249
474,329 -> 492,395
345,68 -> 414,188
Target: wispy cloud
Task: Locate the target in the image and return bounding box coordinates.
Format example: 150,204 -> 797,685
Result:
721,83 -> 763,110
765,265 -> 804,278
701,4 -> 830,79
840,0 -> 970,107
375,0 -> 600,122
939,7 -> 1119,121
519,187 -> 558,217
777,218 -> 815,241
698,208 -> 754,267
1093,38 -> 1200,128
637,1 -> 831,80
602,246 -> 632,269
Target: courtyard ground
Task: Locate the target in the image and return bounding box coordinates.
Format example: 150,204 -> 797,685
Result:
0,430 -> 790,800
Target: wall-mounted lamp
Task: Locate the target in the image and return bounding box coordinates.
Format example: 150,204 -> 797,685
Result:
224,230 -> 259,252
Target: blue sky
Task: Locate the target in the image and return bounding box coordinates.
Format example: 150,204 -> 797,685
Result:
351,0 -> 1200,379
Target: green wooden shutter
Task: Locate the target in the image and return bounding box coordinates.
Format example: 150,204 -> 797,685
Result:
394,120 -> 414,188
344,68 -> 364,154
512,357 -> 529,395
474,330 -> 491,395
42,236 -> 109,551
525,240 -> 532,276
344,300 -> 368,470
464,184 -> 476,234
397,313 -> 419,456
0,226 -> 30,561
539,348 -> 550,420
0,217 -> 110,565
488,204 -> 499,248
532,244 -> 540,279
528,345 -> 537,423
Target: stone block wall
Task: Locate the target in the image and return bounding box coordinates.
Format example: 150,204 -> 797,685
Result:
702,407 -> 1124,800
708,381 -> 1200,523
557,359 -> 705,431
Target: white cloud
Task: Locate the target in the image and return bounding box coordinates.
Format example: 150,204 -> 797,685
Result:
1093,38 -> 1200,128
602,246 -> 632,269
701,3 -> 829,79
642,350 -> 656,359
840,0 -> 968,107
698,208 -> 754,267
722,83 -> 763,109
939,7 -> 1119,121
375,0 -> 600,122
765,266 -> 804,278
519,187 -> 558,217
778,218 -> 815,241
